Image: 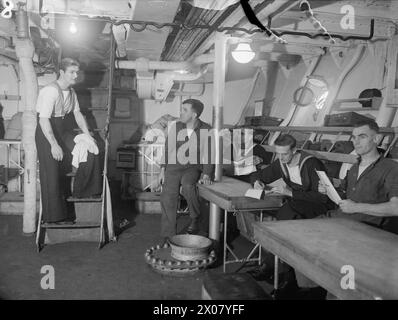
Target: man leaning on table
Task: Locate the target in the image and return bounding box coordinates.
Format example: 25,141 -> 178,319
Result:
324,120 -> 398,233
288,120 -> 398,300
158,99 -> 215,243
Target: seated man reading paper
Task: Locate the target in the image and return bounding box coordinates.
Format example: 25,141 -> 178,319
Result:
284,120 -> 398,299
325,121 -> 398,233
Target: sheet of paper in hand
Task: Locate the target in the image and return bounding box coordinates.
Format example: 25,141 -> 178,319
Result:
316,170 -> 342,205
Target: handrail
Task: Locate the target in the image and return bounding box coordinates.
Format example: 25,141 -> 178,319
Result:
238,126 -> 398,163
234,126 -> 397,135
260,144 -> 358,164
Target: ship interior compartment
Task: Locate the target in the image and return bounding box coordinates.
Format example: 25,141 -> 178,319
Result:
1,0 -> 398,301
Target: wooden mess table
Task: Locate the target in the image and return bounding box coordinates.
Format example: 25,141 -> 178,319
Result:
253,218 -> 398,300
197,176 -> 284,272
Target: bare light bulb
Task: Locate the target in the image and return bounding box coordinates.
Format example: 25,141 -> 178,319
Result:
231,43 -> 255,64
69,22 -> 78,34
315,90 -> 329,110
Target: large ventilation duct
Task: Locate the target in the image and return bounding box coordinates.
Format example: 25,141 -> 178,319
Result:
116,55 -> 213,101
115,54 -> 213,71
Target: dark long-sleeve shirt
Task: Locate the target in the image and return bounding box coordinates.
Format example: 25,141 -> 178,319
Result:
161,119 -> 215,177
334,156 -> 398,233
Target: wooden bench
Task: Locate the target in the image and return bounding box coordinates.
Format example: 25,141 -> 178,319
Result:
253,218 -> 398,300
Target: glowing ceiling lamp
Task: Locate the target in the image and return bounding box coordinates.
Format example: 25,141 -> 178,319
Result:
315,90 -> 329,110
69,21 -> 78,34
231,43 -> 255,64
307,75 -> 329,121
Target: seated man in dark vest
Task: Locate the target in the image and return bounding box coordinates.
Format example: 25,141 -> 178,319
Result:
327,120 -> 398,233
158,99 -> 214,241
36,58 -> 102,224
285,120 -> 398,300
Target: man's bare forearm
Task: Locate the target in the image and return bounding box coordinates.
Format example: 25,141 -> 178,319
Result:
74,111 -> 90,135
39,117 -> 59,147
356,197 -> 398,217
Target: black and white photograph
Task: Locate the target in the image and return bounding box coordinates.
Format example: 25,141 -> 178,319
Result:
0,0 -> 398,305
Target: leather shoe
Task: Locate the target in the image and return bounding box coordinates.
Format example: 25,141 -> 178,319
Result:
272,279 -> 299,300
272,280 -> 327,300
296,287 -> 327,300
160,237 -> 170,247
186,218 -> 199,234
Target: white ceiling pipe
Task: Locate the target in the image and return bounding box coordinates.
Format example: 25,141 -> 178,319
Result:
173,83 -> 206,96
165,66 -> 208,82
115,54 -> 214,71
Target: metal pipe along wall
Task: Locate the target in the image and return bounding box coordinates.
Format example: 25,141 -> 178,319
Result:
15,38 -> 38,234
208,33 -> 227,242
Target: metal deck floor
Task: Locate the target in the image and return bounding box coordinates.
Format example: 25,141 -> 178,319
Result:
0,200 -> 271,299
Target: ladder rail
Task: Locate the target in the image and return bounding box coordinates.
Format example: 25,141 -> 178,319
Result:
100,31 -> 117,245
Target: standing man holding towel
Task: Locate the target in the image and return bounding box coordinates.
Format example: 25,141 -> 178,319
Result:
35,58 -> 102,224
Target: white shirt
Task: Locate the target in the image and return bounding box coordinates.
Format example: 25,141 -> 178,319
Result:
187,128 -> 194,139
286,165 -> 302,185
36,86 -> 80,118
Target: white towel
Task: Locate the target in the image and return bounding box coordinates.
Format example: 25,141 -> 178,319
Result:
71,134 -> 99,168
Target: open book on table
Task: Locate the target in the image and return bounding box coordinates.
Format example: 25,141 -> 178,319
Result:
316,170 -> 342,205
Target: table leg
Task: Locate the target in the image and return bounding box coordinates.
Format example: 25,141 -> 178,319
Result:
209,203 -> 221,241
274,255 -> 279,290
18,143 -> 21,192
5,144 -> 9,187
259,211 -> 263,266
223,209 -> 227,273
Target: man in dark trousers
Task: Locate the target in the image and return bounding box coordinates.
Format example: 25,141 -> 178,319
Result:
247,134 -> 334,290
36,58 -> 102,224
159,99 -> 214,241
251,134 -> 334,221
